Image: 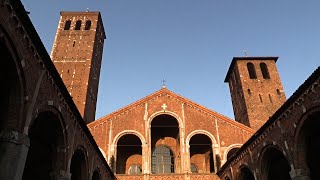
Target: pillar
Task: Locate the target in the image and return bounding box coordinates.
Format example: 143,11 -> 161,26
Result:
290,169 -> 310,180
0,130 -> 30,180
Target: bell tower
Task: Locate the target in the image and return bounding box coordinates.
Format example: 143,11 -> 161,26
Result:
51,11 -> 106,124
225,57 -> 286,130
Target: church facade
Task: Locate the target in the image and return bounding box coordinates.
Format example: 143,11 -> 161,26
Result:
0,0 -> 319,180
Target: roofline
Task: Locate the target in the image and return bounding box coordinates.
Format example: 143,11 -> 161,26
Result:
218,66 -> 320,176
90,88 -> 255,133
224,56 -> 279,82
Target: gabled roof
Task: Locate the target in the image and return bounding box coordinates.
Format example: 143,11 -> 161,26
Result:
90,87 -> 255,133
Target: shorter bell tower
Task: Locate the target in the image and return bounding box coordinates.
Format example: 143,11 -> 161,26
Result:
225,57 -> 286,130
51,12 -> 106,123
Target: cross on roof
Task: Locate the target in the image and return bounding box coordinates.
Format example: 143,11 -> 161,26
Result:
161,80 -> 166,88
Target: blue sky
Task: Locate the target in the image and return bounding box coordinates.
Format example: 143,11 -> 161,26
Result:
21,0 -> 319,120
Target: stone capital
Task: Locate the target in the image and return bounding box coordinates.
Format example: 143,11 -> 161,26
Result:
0,130 -> 30,147
50,170 -> 71,180
290,169 -> 310,180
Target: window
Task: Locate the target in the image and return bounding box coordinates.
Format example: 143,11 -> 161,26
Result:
75,20 -> 81,30
260,63 -> 270,79
64,20 -> 71,30
191,163 -> 198,173
247,63 -> 257,79
152,146 -> 174,174
128,164 -> 142,175
85,20 -> 91,30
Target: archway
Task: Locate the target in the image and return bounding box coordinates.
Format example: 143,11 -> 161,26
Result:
297,111 -> 320,179
227,147 -> 240,160
151,114 -> 179,174
92,169 -> 100,180
22,112 -> 65,180
0,34 -> 23,131
70,149 -> 88,180
261,147 -> 291,180
116,134 -> 142,174
239,166 -> 255,180
189,134 -> 214,173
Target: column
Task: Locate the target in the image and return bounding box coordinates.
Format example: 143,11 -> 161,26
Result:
290,169 -> 310,180
0,130 -> 30,180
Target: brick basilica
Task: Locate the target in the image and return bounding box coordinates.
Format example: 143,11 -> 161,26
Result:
0,0 -> 319,180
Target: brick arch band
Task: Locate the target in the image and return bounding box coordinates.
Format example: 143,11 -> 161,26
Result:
112,130 -> 146,147
185,130 -> 217,148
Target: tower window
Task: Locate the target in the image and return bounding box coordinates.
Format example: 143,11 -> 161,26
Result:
75,20 -> 82,30
64,20 -> 71,30
260,63 -> 270,79
247,63 -> 257,79
259,94 -> 263,103
85,20 -> 91,30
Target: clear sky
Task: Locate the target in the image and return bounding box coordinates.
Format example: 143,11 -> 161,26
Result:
21,0 -> 319,120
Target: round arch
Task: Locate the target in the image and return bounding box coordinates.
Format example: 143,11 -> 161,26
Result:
259,144 -> 291,180
112,130 -> 146,147
0,25 -> 26,132
69,146 -> 89,180
223,144 -> 242,161
147,111 -> 183,128
293,106 -> 320,179
238,164 -> 255,180
186,130 -> 217,148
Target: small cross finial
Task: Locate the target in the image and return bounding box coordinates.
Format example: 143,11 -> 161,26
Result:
161,80 -> 166,88
243,49 -> 248,57
86,8 -> 90,12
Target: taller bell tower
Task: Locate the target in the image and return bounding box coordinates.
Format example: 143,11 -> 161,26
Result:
51,12 -> 106,123
225,57 -> 286,130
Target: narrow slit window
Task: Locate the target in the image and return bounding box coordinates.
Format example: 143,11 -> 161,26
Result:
260,63 -> 270,79
85,20 -> 91,30
247,63 -> 257,79
259,94 -> 263,103
269,94 -> 273,103
64,20 -> 71,30
75,20 -> 82,30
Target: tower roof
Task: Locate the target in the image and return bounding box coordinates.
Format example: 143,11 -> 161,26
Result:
224,56 -> 278,83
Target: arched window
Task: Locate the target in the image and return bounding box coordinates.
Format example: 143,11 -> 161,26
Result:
191,163 -> 198,173
128,164 -> 142,175
85,20 -> 91,30
64,20 -> 71,30
260,63 -> 270,79
152,146 -> 174,174
75,20 -> 82,30
247,62 -> 257,79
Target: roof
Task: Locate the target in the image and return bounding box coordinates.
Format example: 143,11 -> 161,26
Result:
224,56 -> 279,82
90,87 -> 255,133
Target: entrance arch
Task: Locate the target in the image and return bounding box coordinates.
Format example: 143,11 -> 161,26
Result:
22,111 -> 66,179
189,134 -> 215,173
295,110 -> 320,179
70,148 -> 88,180
260,146 -> 291,180
239,166 -> 255,180
116,134 -> 142,174
151,114 -> 180,174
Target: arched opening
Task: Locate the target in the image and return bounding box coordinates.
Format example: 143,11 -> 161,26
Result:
247,62 -> 257,79
151,114 -> 179,174
92,170 -> 100,180
260,63 -> 270,79
116,134 -> 142,174
189,134 -> 214,173
75,20 -> 82,30
64,20 -> 71,30
85,20 -> 91,30
261,147 -> 291,180
70,149 -> 88,180
0,36 -> 22,131
227,147 -> 240,160
22,112 -> 65,180
239,166 -> 255,180
297,111 -> 320,179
